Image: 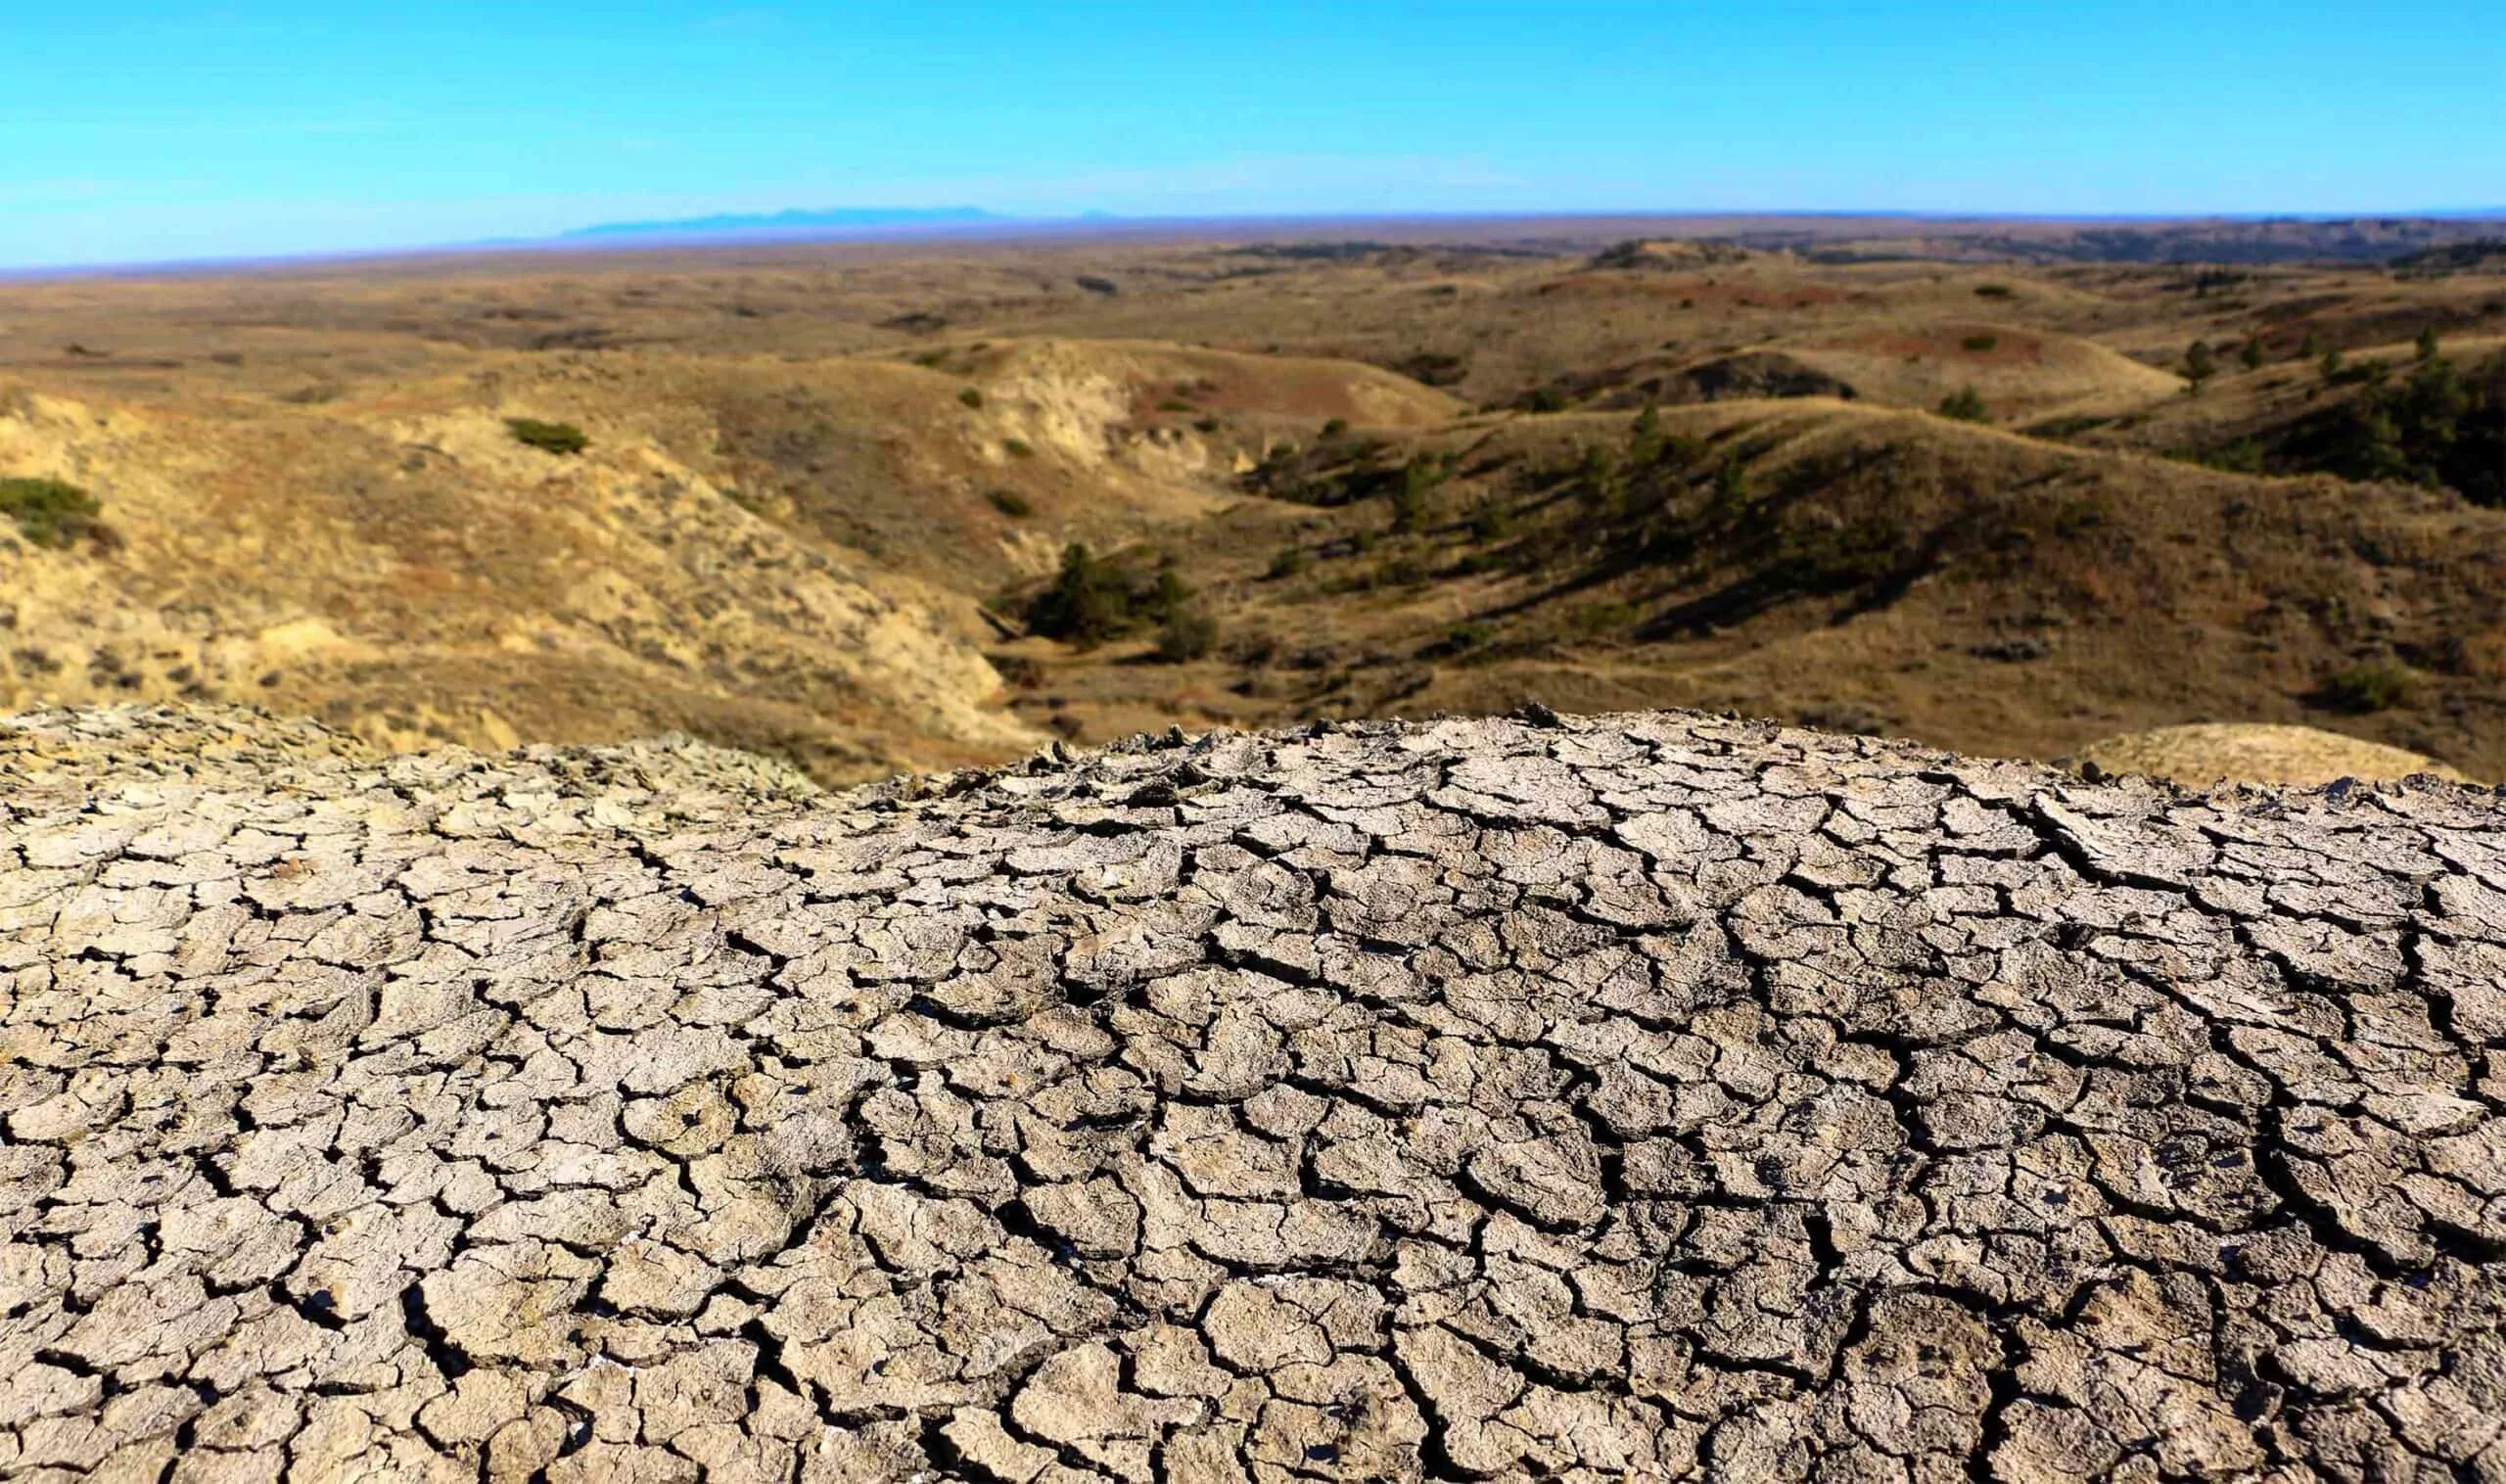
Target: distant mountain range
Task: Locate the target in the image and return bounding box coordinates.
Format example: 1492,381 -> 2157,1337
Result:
539,205 -> 2506,261
562,207 -> 1000,242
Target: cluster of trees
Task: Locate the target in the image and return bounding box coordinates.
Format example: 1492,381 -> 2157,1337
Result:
2171,327 -> 2500,505
2307,343 -> 2505,503
1026,543 -> 1217,661
2180,336 -> 2271,393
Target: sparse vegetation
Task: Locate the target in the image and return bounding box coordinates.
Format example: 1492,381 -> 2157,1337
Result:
2324,660 -> 2415,714
1709,449 -> 1750,519
1627,402 -> 1665,467
1154,606 -> 1219,663
0,478 -> 105,548
1938,386 -> 1988,422
1389,456 -> 1443,533
1026,543 -> 1128,648
1441,620 -> 1495,655
505,418 -> 588,455
2183,340 -> 2217,394
2286,350 -> 2505,502
1467,501 -> 1513,541
24,217 -> 2506,788
1024,542 -> 1205,652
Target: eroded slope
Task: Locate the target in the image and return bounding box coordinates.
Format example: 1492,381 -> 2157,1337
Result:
3,705 -> 2504,1481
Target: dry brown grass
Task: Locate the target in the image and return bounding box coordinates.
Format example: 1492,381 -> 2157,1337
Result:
5,225 -> 2504,781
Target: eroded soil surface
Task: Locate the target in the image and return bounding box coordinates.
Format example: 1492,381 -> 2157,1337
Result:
4,705 -> 2504,1481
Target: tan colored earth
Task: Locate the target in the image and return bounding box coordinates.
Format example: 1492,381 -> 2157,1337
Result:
2077,721 -> 2473,788
4,225 -> 2503,787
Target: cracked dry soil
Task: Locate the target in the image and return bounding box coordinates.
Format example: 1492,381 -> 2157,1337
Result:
3,704 -> 2504,1482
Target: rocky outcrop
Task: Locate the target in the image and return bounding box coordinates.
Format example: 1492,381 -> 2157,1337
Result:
4,704 -> 2504,1482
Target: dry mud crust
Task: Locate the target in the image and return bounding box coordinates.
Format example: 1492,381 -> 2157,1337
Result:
4,704 -> 2506,1483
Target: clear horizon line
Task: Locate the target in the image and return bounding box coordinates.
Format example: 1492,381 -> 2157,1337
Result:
5,203 -> 2502,281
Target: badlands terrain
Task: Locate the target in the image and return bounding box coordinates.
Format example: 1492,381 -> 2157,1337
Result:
5,218 -> 2506,1481
0,216 -> 2502,785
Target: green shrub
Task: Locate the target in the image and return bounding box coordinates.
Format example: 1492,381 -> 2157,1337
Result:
1390,457 -> 1442,533
1973,284 -> 2015,299
1266,547 -> 1307,580
1570,601 -> 1635,636
1961,334 -> 1998,352
1320,417 -> 1349,440
1525,388 -> 1566,414
958,388 -> 985,409
2325,660 -> 2415,713
1938,386 -> 1988,422
1154,607 -> 1220,663
2195,439 -> 2267,474
1157,398 -> 1194,413
1002,438 -> 1036,458
505,418 -> 588,455
1150,563 -> 1190,624
1467,502 -> 1513,541
986,488 -> 1033,518
0,478 -> 104,548
1709,449 -> 1750,518
2240,338 -> 2266,370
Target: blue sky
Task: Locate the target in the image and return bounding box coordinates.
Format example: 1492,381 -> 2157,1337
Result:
3,1 -> 2500,269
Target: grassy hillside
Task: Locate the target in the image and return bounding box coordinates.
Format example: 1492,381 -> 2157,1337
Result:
3,229 -> 2501,780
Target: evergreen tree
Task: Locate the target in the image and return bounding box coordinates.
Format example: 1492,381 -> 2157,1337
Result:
1628,401 -> 1665,467
2184,340 -> 2217,393
1709,450 -> 1749,521
1028,542 -> 1128,647
1151,559 -> 1190,623
1391,457 -> 1441,533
